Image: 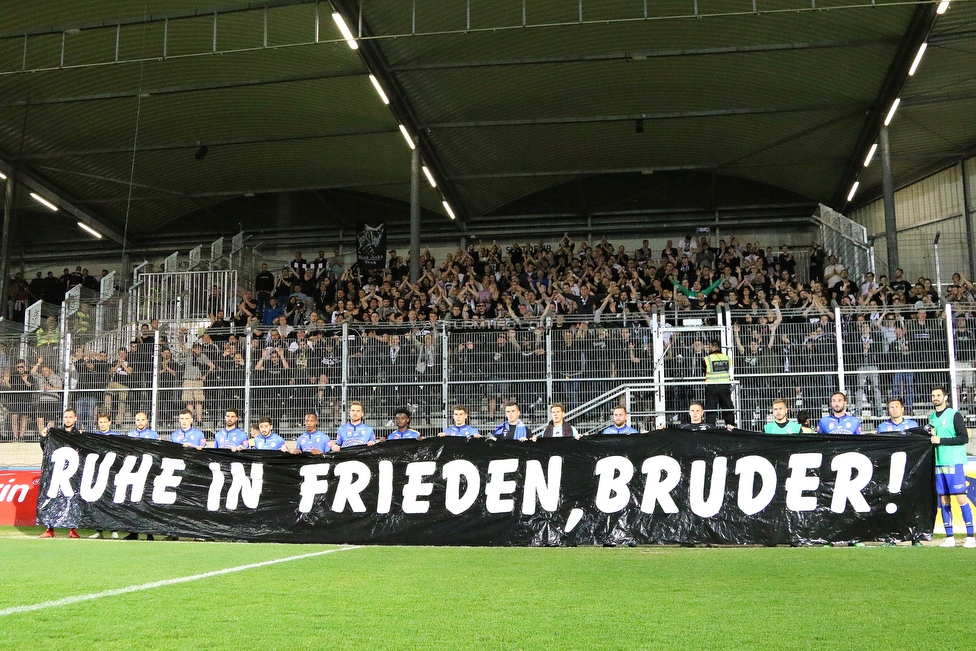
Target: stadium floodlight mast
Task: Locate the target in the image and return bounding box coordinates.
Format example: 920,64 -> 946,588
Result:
29,192 -> 58,211
331,12 -> 358,49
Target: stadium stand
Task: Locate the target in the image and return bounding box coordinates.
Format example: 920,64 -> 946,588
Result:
2,226 -> 973,471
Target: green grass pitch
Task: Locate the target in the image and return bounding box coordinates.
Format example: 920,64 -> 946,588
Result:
1,527 -> 974,651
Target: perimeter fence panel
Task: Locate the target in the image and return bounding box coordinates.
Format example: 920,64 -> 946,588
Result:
133,270 -> 238,323
728,308 -> 839,430
952,302 -> 976,411
838,304 -> 950,423
9,300 -> 976,468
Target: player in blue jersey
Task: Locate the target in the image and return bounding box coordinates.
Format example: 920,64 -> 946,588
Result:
929,387 -> 975,547
490,401 -> 528,440
330,401 -> 376,451
170,409 -> 207,448
817,392 -> 862,435
249,416 -> 289,451
91,412 -> 122,436
386,408 -> 421,441
876,398 -> 919,433
439,405 -> 481,438
215,408 -> 249,451
601,406 -> 639,435
294,412 -> 331,454
127,411 -> 159,439
121,410 -> 160,541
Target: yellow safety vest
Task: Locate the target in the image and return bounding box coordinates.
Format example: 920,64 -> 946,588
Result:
36,327 -> 60,346
704,352 -> 731,384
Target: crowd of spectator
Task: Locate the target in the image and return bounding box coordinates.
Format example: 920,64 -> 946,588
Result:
2,232 -> 976,442
3,266 -> 113,323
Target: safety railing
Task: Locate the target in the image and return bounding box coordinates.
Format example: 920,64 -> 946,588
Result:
131,270 -> 239,324
2,305 -> 974,467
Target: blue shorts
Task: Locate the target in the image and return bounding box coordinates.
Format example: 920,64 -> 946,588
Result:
935,464 -> 968,496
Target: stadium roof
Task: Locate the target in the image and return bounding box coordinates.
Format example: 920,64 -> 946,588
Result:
0,0 -> 973,250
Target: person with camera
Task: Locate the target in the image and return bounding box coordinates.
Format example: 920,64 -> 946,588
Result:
181,341 -> 214,426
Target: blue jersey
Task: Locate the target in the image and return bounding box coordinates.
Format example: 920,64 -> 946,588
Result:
336,422 -> 376,448
492,419 -> 528,440
601,424 -> 639,435
387,428 -> 420,441
443,424 -> 480,438
215,427 -> 248,449
171,427 -> 207,447
252,432 -> 287,451
126,427 -> 159,439
877,418 -> 919,433
817,414 -> 862,435
296,430 -> 331,453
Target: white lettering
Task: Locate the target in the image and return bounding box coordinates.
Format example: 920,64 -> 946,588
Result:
207,462 -> 224,511
522,457 -> 562,515
442,460 -> 480,515
785,453 -> 822,512
47,448 -> 79,499
402,462 -> 437,514
112,454 -> 154,504
595,456 -> 634,513
830,452 -> 872,513
226,463 -> 264,510
689,457 -> 728,518
377,460 -> 394,514
331,461 -> 371,513
734,456 -> 777,516
297,464 -> 330,513
639,456 -> 681,514
4,480 -> 30,504
485,458 -> 519,513
80,453 -> 116,502
151,458 -> 185,505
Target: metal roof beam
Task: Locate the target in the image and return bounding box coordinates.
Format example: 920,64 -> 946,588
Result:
18,127 -> 398,160
0,0 -> 316,39
449,161 -> 852,180
332,0 -> 467,230
67,179 -> 416,201
0,71 -> 368,110
425,102 -> 868,130
0,157 -> 128,246
830,3 -> 940,208
391,37 -> 901,72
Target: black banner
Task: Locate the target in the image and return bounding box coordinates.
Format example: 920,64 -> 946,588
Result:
37,429 -> 936,546
355,222 -> 386,270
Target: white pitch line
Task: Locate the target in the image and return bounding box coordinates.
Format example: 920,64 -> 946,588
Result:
0,545 -> 362,617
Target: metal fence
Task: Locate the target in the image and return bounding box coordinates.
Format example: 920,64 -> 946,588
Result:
815,204 -> 885,281
4,306 -> 976,467
131,270 -> 239,323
